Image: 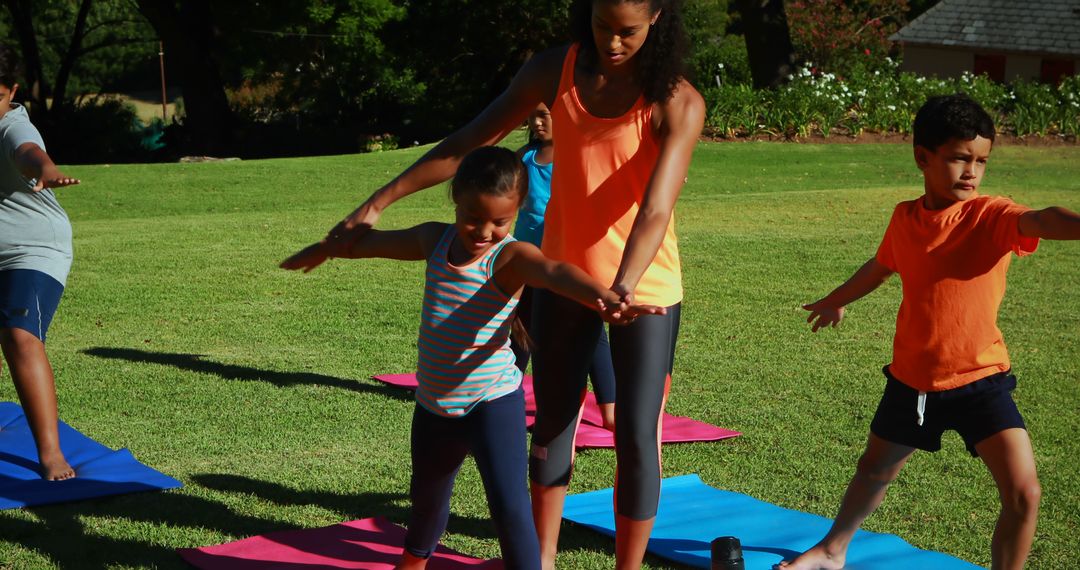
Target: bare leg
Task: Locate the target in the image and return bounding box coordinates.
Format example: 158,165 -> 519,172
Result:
975,428 -> 1040,570
778,434 -> 915,570
531,483 -> 567,570
598,402 -> 616,432
1,327 -> 73,481
615,514 -> 655,569
395,551 -> 429,570
531,393 -> 586,570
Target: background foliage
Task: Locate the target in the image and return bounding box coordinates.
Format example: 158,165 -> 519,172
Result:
0,0 -> 1074,163
704,62 -> 1080,139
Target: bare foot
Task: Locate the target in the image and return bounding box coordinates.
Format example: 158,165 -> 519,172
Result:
40,450 -> 75,481
776,544 -> 845,570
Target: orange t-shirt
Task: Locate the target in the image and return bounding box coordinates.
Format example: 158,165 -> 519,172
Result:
876,194 -> 1039,392
542,44 -> 683,307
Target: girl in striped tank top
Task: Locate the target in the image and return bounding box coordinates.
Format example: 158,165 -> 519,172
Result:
282,146 -> 664,570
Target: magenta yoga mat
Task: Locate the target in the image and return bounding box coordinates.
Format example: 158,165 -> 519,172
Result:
371,373 -> 740,448
178,516 -> 501,569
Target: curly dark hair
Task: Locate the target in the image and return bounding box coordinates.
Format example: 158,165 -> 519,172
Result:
570,0 -> 689,104
913,93 -> 996,151
449,145 -> 529,205
0,43 -> 21,89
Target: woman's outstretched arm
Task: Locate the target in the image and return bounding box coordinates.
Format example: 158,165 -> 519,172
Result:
326,48 -> 566,240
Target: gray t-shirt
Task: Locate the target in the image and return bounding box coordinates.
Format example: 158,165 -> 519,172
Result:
0,104 -> 73,285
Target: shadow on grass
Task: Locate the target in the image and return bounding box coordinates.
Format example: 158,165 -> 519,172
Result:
193,474 -> 695,567
0,473 -> 497,568
0,485 -> 294,568
193,473 -> 498,541
553,529 -> 699,569
81,347 -> 411,402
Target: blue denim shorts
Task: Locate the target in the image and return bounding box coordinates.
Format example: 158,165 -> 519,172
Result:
870,366 -> 1025,457
0,269 -> 65,342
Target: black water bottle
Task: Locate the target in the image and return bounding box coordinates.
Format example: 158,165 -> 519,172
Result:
711,536 -> 745,570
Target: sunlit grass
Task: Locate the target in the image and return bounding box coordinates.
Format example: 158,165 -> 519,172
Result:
1,140 -> 1077,569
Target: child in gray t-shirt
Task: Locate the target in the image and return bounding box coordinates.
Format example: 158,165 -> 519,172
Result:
0,44 -> 81,480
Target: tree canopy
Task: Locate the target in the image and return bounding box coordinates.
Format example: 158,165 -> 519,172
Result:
1,0 -> 935,161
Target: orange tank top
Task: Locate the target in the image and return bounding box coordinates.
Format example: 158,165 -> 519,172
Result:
543,43 -> 683,306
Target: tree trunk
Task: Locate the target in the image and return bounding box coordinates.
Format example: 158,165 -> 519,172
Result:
2,0 -> 50,115
51,0 -> 94,113
135,0 -> 233,156
735,0 -> 797,89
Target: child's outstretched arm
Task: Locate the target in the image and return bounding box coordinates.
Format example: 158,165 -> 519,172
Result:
495,242 -> 666,324
13,143 -> 79,191
281,222 -> 444,272
1019,206 -> 1080,240
803,257 -> 894,332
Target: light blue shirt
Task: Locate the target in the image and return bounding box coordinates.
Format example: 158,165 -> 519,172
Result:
0,104 -> 73,285
513,148 -> 552,248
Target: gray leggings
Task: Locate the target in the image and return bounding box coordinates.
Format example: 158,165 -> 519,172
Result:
528,289 -> 680,520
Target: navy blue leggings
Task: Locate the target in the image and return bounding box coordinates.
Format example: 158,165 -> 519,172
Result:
405,388 -> 540,569
528,289 -> 680,520
511,285 -> 616,404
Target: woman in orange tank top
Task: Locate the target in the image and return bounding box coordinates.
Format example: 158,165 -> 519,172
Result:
316,1 -> 704,567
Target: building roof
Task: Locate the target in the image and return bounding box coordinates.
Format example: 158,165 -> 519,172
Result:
890,0 -> 1080,57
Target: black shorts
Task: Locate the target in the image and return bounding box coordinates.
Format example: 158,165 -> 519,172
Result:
870,366 -> 1026,457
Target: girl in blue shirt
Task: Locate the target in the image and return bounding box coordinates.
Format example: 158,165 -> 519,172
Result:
511,103 -> 617,430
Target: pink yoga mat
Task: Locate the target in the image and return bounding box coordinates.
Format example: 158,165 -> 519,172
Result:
371,374 -> 740,448
178,516 -> 500,569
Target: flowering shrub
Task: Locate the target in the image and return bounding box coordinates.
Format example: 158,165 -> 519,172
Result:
1005,78 -> 1080,137
704,59 -> 1080,139
703,83 -> 765,138
785,0 -> 910,74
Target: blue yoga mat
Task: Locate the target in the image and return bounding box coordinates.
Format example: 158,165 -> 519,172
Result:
0,402 -> 182,509
563,474 -> 979,569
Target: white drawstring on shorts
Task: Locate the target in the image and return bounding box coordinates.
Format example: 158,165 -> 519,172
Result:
916,391 -> 927,426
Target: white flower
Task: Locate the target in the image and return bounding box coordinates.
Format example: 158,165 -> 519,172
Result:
718,63 -> 725,69
887,105 -> 897,111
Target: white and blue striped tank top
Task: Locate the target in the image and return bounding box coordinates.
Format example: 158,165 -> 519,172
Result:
416,225 -> 522,417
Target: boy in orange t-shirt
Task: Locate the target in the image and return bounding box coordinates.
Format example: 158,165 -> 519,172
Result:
781,94 -> 1080,570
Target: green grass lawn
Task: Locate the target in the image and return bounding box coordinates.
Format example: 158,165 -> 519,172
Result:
1,140 -> 1077,569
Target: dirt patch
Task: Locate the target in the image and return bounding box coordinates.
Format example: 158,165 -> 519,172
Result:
703,130 -> 1078,146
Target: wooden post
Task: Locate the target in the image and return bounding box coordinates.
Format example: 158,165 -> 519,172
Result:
158,41 -> 168,121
